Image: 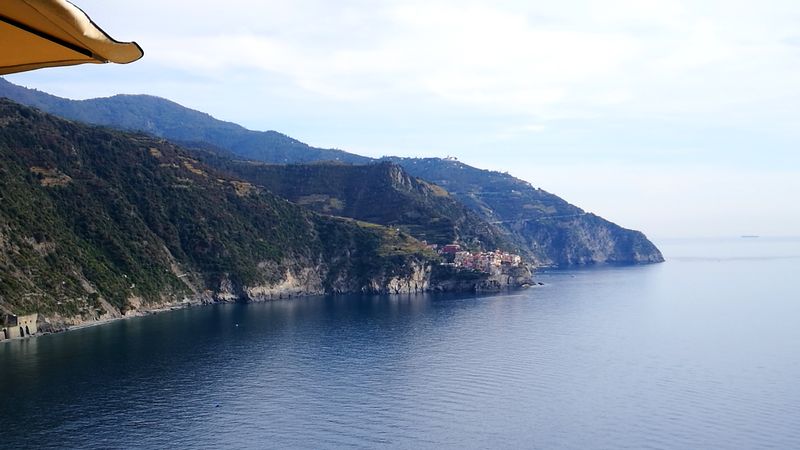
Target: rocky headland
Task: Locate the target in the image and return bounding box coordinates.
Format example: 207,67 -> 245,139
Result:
0,100 -> 531,335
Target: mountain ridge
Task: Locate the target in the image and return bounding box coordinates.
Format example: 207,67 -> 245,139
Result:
0,78 -> 370,164
384,157 -> 663,266
0,77 -> 663,267
2,100 -> 496,328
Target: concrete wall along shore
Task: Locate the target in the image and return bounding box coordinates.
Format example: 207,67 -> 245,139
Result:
1,313 -> 38,341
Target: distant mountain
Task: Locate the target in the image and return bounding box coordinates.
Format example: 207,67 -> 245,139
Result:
198,156 -> 514,252
0,78 -> 370,164
0,100 -> 442,328
386,158 -> 664,266
0,78 -> 663,267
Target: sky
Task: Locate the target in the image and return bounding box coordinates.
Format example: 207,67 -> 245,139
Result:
7,0 -> 800,239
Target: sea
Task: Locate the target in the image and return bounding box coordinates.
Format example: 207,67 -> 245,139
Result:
1,237 -> 799,449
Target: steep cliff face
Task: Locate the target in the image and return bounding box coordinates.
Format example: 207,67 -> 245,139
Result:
206,256 -> 436,303
388,157 -> 664,266
429,264 -> 534,293
227,257 -> 531,301
516,214 -> 664,266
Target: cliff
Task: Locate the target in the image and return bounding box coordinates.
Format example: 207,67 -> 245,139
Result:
0,100 -> 473,330
387,157 -> 664,267
430,264 -> 534,293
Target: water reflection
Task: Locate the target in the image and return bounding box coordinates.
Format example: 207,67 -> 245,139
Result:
2,239 -> 800,448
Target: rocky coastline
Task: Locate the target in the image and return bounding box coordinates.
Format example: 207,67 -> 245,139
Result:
22,261 -> 534,337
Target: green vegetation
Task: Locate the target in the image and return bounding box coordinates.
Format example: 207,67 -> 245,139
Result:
0,77 -> 663,268
194,156 -> 514,252
385,157 -> 664,266
0,78 -> 370,165
0,100 -> 434,318
383,157 -> 583,221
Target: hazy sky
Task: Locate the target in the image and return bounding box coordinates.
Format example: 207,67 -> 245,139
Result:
7,0 -> 800,238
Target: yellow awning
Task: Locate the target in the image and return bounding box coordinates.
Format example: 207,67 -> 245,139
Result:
0,0 -> 143,75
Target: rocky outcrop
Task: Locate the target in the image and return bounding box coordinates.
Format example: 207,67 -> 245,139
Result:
238,260 -> 531,298
389,157 -> 664,267
243,267 -> 326,301
29,258 -> 533,333
517,213 -> 664,267
429,264 -> 534,293
367,260 -> 432,294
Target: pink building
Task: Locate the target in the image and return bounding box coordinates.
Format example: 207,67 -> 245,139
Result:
441,244 -> 462,254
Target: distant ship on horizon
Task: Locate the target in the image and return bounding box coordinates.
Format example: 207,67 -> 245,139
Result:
740,235 -> 760,238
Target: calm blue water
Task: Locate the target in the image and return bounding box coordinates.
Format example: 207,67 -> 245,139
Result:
2,238 -> 799,449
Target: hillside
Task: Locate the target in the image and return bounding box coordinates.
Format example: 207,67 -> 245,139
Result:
1,78 -> 663,267
0,78 -> 369,164
197,156 -> 514,252
0,100 -> 439,327
386,157 -> 664,266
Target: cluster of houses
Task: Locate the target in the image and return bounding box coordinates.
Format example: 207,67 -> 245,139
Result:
427,243 -> 523,273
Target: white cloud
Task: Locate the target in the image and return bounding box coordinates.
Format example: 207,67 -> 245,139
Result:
8,0 -> 800,237
44,0 -> 800,123
140,2 -> 643,115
